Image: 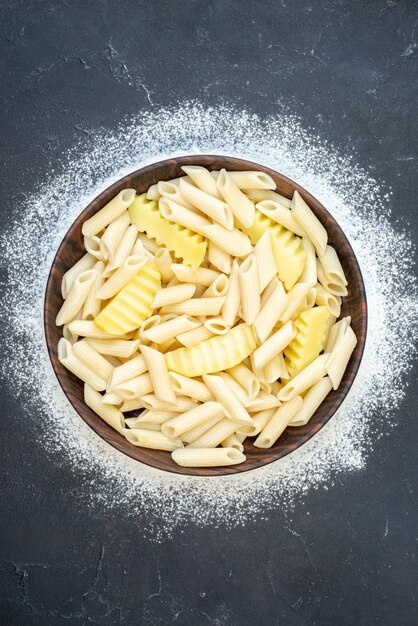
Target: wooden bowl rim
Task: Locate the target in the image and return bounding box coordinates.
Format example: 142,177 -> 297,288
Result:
44,154 -> 367,476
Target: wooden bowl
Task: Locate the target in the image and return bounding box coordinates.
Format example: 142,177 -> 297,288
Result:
44,155 -> 367,476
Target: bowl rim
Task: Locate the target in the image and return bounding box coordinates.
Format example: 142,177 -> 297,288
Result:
44,154 -> 367,476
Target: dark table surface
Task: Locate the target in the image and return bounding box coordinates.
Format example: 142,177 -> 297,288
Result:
1,1 -> 418,625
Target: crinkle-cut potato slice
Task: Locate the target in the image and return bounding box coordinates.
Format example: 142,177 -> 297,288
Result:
165,323 -> 257,377
94,263 -> 161,335
284,305 -> 331,378
128,194 -> 207,271
238,210 -> 306,290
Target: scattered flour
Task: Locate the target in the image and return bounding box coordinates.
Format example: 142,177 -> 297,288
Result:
1,102 -> 417,538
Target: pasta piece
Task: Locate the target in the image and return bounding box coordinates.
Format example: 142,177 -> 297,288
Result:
171,264 -> 220,286
136,233 -> 160,254
140,345 -> 176,404
291,190 -> 327,256
159,197 -> 252,257
226,363 -> 260,400
85,337 -> 140,357
208,242 -> 232,274
101,391 -> 123,406
278,354 -> 329,401
319,245 -> 348,286
262,352 -> 288,383
124,429 -> 183,451
316,258 -> 348,296
157,180 -> 196,211
289,376 -> 333,426
84,384 -> 125,433
246,391 -> 281,412
238,210 -> 306,290
159,297 -> 225,316
96,256 -> 147,300
72,339 -> 113,381
202,274 -> 229,298
253,277 -> 287,342
165,323 -> 256,377
204,317 -> 230,335
221,434 -> 244,452
152,283 -> 196,308
100,211 -> 130,263
245,188 -> 291,208
203,375 -> 253,425
142,315 -> 201,344
237,408 -> 276,437
324,316 -> 351,353
58,339 -> 106,391
135,410 -> 178,425
103,224 -> 138,277
176,325 -> 215,348
113,372 -> 153,400
61,253 -> 96,299
252,321 -> 297,370
226,170 -> 276,190
137,315 -> 161,345
181,165 -> 221,198
128,422 -> 161,432
82,189 -> 136,237
315,284 -> 341,317
94,263 -> 161,335
238,254 -> 260,324
221,259 -> 241,326
254,396 -> 303,448
141,394 -> 197,412
162,402 -> 224,438
56,269 -> 96,326
284,306 -> 331,377
62,323 -> 77,343
279,282 -> 314,324
181,415 -> 224,444
254,230 -> 278,292
168,372 -> 213,402
172,447 -> 245,467
256,200 -> 306,236
146,183 -> 161,201
120,399 -> 145,412
217,372 -> 251,406
216,169 -> 255,227
186,418 -> 240,449
82,261 -> 105,320
299,237 -> 317,284
84,235 -> 103,261
154,248 -> 174,283
128,194 -> 207,270
326,325 -> 357,390
178,177 -> 234,229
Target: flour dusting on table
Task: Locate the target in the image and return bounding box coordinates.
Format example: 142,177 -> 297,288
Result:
1,103 -> 416,538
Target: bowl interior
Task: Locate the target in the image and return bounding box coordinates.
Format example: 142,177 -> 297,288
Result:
44,155 -> 367,476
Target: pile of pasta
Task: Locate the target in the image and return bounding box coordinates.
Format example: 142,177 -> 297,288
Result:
56,166 -> 357,468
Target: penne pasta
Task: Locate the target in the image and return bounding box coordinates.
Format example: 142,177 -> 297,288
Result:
56,269 -> 97,326
245,188 -> 291,208
299,237 -> 317,284
315,283 -> 341,317
254,230 -> 278,292
226,170 -> 275,190
140,345 -> 176,404
252,321 -> 297,370
208,242 -> 232,274
96,255 -> 147,299
316,258 -> 348,296
319,244 -> 348,286
159,297 -> 225,317
72,339 -> 113,381
256,200 -> 306,236
157,180 -> 196,211
326,325 -> 357,390
99,211 -> 130,263
162,401 -> 224,438
279,282 -> 314,324
226,363 -> 260,400
186,418 -> 241,449
246,391 -> 281,412
84,337 -> 140,357
217,372 -> 251,406
113,372 -> 153,400
84,235 -> 103,261
61,253 -> 96,299
168,372 -> 213,402
140,394 -> 197,413
172,447 -> 245,467
254,396 -> 303,448
154,248 -> 174,283
324,316 -> 351,354
171,264 -> 220,286
101,391 -> 124,406
124,428 -> 183,451
278,353 -> 330,401
146,183 -> 161,201
291,190 -> 327,256
203,374 -> 253,425
120,398 -> 146,412
221,434 -> 244,452
58,339 -> 106,391
253,277 -> 287,342
82,189 -> 136,237
176,324 -> 215,348
237,408 -> 276,437
82,261 -> 105,320
181,165 -> 222,198
238,254 -> 260,324
216,169 -> 255,227
142,315 -> 201,344
103,224 -> 139,277
152,283 -> 196,308
262,352 -> 288,383
108,354 -> 147,388
289,376 -> 333,426
221,259 -> 241,326
178,177 -> 234,229
84,384 -> 125,433
202,274 -> 229,298
181,414 -> 224,444
203,317 -> 230,335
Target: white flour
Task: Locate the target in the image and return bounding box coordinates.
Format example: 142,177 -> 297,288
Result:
1,102 -> 417,538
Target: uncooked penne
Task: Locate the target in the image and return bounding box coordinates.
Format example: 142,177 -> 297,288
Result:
124,428 -> 183,451
252,321 -> 296,370
245,188 -> 291,208
208,242 -> 232,274
319,245 -> 348,286
226,363 -> 260,400
72,339 -> 113,381
317,258 -> 348,296
315,283 -> 341,317
142,315 -> 201,344
82,261 -> 105,320
254,396 -> 303,448
56,269 -> 96,326
221,434 -> 244,452
58,338 -> 106,391
253,277 -> 287,342
299,237 -> 317,284
154,248 -> 174,283
278,354 -> 330,401
254,230 -> 278,292
84,235 -> 103,261
203,374 -> 253,425
227,170 -> 275,190
140,345 -> 176,404
152,283 -> 196,308
262,352 -> 288,383
256,200 -> 306,236
172,447 -> 245,467
178,177 -> 234,230
84,384 -> 125,433
237,408 -> 276,437
113,372 -> 153,400
238,254 -> 260,324
168,372 -> 213,402
162,401 -> 224,438
289,376 -> 333,426
157,180 -> 196,211
159,297 -> 225,317
99,211 -> 130,263
292,190 -> 327,256
141,394 -> 197,413
202,274 -> 229,298
96,256 -> 147,299
216,169 -> 255,227
82,189 -> 136,237
221,259 -> 240,326
61,253 -> 96,299
326,325 -> 357,390
108,354 -> 147,388
186,418 -> 240,449
279,282 -> 314,324
171,264 -> 220,286
84,337 -> 140,357
204,317 -> 230,335
176,325 -> 215,348
103,224 -> 138,277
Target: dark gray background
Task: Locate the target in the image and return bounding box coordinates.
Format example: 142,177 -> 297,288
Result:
1,1 -> 418,624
